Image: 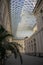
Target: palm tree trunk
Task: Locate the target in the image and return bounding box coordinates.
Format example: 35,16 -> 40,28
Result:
0,59 -> 2,65
0,59 -> 5,65
2,59 -> 6,65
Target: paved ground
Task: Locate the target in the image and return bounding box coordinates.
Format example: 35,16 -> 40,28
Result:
5,54 -> 43,65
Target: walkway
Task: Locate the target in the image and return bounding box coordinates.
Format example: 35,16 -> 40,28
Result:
6,54 -> 43,65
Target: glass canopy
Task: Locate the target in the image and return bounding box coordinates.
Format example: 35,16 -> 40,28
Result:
10,0 -> 37,39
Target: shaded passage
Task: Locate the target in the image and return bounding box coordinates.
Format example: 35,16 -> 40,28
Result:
6,54 -> 43,65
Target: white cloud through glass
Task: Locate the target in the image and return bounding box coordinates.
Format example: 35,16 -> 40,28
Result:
10,0 -> 37,39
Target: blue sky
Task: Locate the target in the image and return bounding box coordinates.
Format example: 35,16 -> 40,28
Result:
10,0 -> 37,39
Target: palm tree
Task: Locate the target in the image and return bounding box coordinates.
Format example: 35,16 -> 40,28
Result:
0,25 -> 23,65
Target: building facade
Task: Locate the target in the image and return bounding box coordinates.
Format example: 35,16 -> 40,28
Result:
24,29 -> 43,56
33,0 -> 43,56
33,24 -> 38,33
0,0 -> 12,41
24,0 -> 43,56
33,0 -> 43,31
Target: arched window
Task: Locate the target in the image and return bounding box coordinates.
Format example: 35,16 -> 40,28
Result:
33,38 -> 36,42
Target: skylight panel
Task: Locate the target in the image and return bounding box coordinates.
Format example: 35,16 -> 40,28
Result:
10,0 -> 37,39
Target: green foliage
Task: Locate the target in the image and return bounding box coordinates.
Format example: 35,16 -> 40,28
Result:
0,25 -> 23,65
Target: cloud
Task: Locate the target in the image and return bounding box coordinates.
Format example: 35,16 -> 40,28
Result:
17,12 -> 36,31
11,0 -> 37,39
16,30 -> 33,39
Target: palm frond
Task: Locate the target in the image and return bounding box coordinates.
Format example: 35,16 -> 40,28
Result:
10,43 -> 23,64
14,42 -> 23,48
0,25 -> 5,33
6,42 -> 23,64
15,45 -> 23,64
10,42 -> 23,48
0,25 -> 23,64
0,34 -> 13,41
0,46 -> 6,59
5,43 -> 17,59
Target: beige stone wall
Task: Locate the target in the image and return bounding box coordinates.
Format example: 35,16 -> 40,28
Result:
0,0 -> 12,42
24,34 -> 36,54
0,0 -> 5,25
0,0 -> 12,31
24,28 -> 43,55
24,38 -> 30,53
34,0 -> 43,53
33,0 -> 43,31
27,0 -> 43,56
33,24 -> 38,33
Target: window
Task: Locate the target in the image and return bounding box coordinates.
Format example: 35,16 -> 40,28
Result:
40,9 -> 43,13
29,45 -> 30,47
31,44 -> 33,51
31,40 -> 33,43
33,38 -> 36,46
33,38 -> 36,42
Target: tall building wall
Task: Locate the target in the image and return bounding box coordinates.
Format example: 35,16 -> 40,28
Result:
33,0 -> 43,31
24,0 -> 43,56
0,0 -> 5,25
33,0 -> 43,56
33,24 -> 38,33
24,29 -> 43,56
0,0 -> 12,41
